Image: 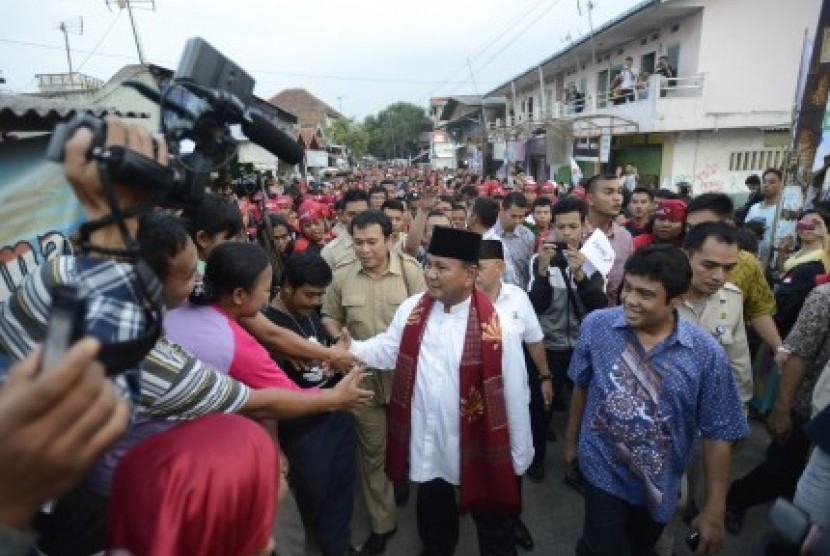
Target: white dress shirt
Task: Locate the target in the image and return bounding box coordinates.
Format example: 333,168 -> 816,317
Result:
495,282 -> 544,345
350,293 -> 534,485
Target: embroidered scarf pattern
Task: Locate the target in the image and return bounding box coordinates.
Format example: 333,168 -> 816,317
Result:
386,289 -> 519,514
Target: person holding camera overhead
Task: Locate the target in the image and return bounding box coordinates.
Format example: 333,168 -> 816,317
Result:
527,196 -> 607,483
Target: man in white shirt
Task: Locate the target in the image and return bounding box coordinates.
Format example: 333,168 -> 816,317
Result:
744,168 -> 784,268
476,239 -> 550,552
612,56 -> 637,105
340,227 -> 533,556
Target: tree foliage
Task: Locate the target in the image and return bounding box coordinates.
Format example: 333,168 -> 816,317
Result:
325,118 -> 370,158
363,102 -> 432,160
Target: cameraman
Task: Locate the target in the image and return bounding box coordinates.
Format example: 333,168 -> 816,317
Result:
0,117 -> 356,376
0,118 -> 166,378
0,118 -> 370,553
527,197 -> 606,480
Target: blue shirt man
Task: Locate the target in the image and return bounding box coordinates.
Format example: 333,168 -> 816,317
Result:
564,244 -> 748,556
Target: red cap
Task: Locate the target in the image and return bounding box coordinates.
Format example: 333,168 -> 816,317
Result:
524,184 -> 539,193
297,200 -> 324,226
654,199 -> 687,222
540,183 -> 556,194
275,195 -> 293,208
570,186 -> 587,201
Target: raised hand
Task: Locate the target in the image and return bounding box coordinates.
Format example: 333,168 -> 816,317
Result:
332,365 -> 374,409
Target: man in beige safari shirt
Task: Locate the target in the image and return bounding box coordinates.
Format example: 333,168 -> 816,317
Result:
322,209 -> 426,555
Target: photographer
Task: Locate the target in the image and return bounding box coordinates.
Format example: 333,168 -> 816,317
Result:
0,117 -> 166,380
527,197 -> 606,482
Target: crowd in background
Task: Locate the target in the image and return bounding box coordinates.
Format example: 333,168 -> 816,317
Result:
2,118 -> 830,556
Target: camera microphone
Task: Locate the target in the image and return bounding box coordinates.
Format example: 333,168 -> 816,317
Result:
242,110 -> 305,165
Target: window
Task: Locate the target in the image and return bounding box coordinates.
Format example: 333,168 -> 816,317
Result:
666,45 -> 680,75
729,149 -> 787,172
641,52 -> 656,73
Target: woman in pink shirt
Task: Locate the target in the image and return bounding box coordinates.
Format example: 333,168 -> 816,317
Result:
166,242 -> 304,391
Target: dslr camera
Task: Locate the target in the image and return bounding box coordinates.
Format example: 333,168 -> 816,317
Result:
46,37 -> 304,209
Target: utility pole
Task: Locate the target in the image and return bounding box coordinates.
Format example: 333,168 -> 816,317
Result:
106,0 -> 155,64
125,0 -> 144,63
56,17 -> 83,75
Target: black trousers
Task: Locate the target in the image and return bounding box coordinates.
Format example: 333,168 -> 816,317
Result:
726,416 -> 810,511
34,483 -> 108,556
279,411 -> 356,556
528,348 -> 573,467
576,484 -> 665,556
416,479 -> 516,556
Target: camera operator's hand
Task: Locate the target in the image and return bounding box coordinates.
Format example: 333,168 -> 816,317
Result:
566,246 -> 588,282
64,116 -> 167,227
0,338 -> 130,529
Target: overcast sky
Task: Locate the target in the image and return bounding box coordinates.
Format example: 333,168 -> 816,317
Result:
1,0 -> 641,119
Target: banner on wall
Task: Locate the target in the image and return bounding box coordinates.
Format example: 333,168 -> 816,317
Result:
0,135 -> 82,301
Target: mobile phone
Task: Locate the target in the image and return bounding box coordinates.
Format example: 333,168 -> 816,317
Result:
39,284 -> 86,374
544,240 -> 569,250
685,530 -> 701,551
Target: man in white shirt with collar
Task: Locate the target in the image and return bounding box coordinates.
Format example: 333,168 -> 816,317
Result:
340,227 -> 533,556
476,239 -> 550,552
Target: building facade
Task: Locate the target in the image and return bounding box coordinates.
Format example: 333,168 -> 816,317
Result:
481,0 -> 820,194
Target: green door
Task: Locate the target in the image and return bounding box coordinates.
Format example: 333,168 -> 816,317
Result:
611,145 -> 663,185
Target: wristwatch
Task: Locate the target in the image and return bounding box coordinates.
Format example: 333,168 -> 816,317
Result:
539,373 -> 552,382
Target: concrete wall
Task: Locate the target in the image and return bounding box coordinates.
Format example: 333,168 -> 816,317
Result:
661,128 -> 786,195
237,141 -> 278,173
694,0 -> 821,115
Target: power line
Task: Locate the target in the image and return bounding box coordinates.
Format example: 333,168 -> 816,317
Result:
427,0 -> 549,97
0,37 -> 496,86
76,11 -> 122,72
447,0 -> 568,96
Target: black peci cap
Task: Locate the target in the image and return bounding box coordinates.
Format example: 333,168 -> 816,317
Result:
427,226 -> 481,263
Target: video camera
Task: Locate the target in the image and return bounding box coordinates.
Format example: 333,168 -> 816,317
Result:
46,37 -> 304,209
233,172 -> 261,198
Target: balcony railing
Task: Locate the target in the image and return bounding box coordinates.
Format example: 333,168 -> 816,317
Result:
563,73 -> 705,118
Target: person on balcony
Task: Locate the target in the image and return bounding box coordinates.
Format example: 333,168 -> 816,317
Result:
611,57 -> 637,105
566,83 -> 585,114
655,55 -> 676,97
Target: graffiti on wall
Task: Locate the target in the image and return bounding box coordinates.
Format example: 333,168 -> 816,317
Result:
0,135 -> 84,302
0,232 -> 72,301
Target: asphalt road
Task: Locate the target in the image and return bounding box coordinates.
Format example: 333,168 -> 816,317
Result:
295,417 -> 775,556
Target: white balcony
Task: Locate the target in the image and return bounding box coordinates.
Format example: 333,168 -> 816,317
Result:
559,74 -> 706,136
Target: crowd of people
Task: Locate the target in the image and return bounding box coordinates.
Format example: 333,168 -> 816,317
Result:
1,117 -> 830,556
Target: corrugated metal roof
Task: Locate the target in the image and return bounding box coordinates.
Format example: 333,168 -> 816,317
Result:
0,93 -> 151,132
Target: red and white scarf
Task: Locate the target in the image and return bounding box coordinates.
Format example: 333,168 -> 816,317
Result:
385,288 -> 519,514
